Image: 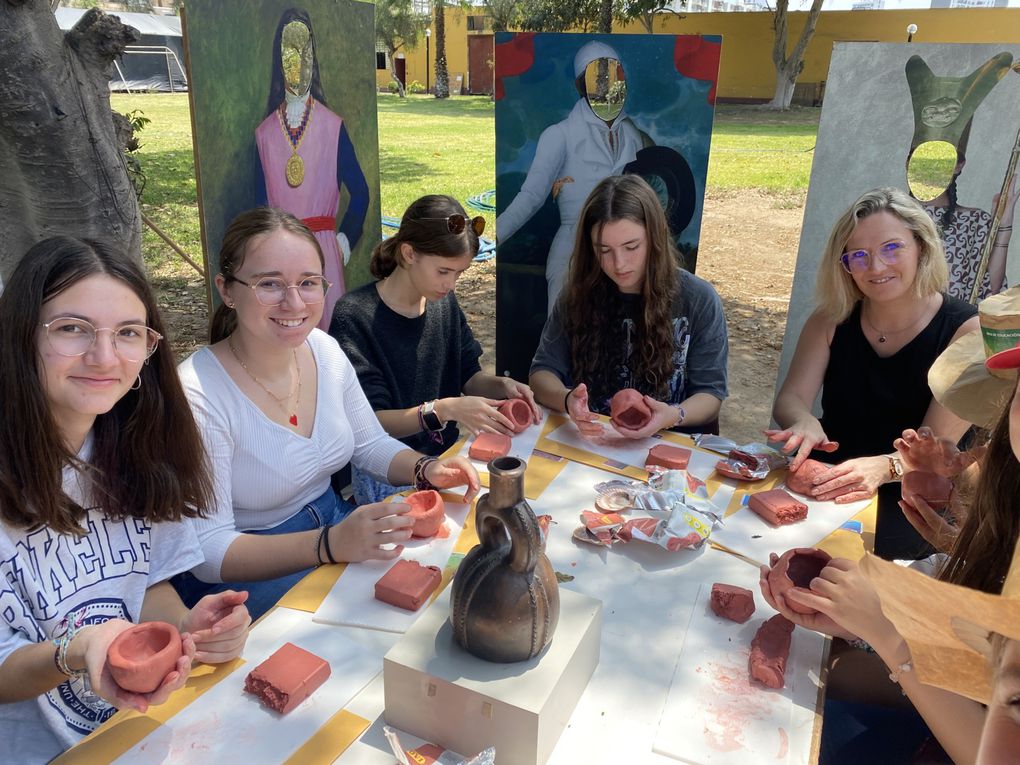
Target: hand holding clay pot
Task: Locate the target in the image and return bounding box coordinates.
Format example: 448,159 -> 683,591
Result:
182,590 -> 251,664
329,502 -> 414,562
404,489 -> 446,538
894,426 -> 980,478
609,388 -> 652,431
493,376 -> 542,426
766,548 -> 832,615
612,394 -> 683,440
107,621 -> 184,694
497,397 -> 534,434
564,383 -> 605,438
439,395 -> 514,436
422,456 -> 480,502
758,555 -> 856,641
82,619 -> 195,713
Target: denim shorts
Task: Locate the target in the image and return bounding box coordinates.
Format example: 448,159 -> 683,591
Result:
170,485 -> 356,621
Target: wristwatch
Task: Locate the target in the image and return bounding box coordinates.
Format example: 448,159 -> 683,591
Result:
887,454 -> 904,481
421,400 -> 445,432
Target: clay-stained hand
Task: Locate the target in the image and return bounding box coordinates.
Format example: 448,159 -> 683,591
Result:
565,383 -> 605,438
612,395 -> 679,440
894,426 -> 980,478
182,590 -> 251,665
424,456 -> 481,503
330,502 -> 413,562
497,378 -> 543,425
440,395 -> 515,436
764,417 -> 839,471
898,495 -> 961,554
758,553 -> 856,641
551,176 -> 574,199
81,618 -> 196,714
809,456 -> 887,503
784,557 -> 898,648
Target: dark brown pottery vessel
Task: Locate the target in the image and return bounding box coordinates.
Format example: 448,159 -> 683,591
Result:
450,456 -> 560,662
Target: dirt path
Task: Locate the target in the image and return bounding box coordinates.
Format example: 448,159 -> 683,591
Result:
156,188 -> 804,445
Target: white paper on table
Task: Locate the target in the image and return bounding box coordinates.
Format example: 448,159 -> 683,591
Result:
455,409 -> 546,482
653,581 -> 824,765
112,608 -> 381,765
711,490 -> 870,565
312,500 -> 470,632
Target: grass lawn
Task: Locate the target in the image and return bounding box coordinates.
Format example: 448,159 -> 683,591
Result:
111,92 -> 820,271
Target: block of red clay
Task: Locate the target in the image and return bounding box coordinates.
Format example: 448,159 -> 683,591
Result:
405,490 -> 445,538
375,559 -> 443,611
609,388 -> 653,430
785,459 -> 829,496
749,614 -> 795,689
107,621 -> 183,694
244,642 -> 331,714
748,489 -> 808,526
498,398 -> 532,434
902,470 -> 952,510
768,548 -> 832,615
710,583 -> 756,623
468,432 -> 511,462
646,444 -> 692,471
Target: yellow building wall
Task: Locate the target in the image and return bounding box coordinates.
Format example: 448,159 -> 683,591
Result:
383,7 -> 1020,101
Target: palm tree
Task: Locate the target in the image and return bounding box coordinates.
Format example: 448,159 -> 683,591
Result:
433,0 -> 449,98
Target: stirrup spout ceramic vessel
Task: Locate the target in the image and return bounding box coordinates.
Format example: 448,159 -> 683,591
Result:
450,456 -> 560,662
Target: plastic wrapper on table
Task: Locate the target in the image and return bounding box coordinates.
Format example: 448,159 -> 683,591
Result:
715,445 -> 789,481
573,510 -> 626,546
385,726 -> 496,765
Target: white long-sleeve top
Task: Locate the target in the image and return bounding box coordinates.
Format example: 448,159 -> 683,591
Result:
178,329 -> 406,582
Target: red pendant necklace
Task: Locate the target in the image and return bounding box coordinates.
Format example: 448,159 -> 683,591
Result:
228,340 -> 301,427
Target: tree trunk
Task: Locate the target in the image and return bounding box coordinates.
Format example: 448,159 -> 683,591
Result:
598,0 -> 613,34
388,46 -> 406,98
765,0 -> 824,111
0,2 -> 142,275
640,13 -> 655,34
433,0 -> 449,98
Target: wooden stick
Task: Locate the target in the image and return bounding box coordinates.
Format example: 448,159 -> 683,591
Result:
141,212 -> 204,277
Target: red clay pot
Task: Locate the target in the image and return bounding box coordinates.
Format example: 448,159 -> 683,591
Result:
610,388 -> 652,430
902,470 -> 952,510
497,398 -> 532,434
107,621 -> 183,694
405,489 -> 446,538
767,548 -> 832,615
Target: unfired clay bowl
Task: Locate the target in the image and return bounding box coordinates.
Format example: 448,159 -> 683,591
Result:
405,490 -> 445,538
768,548 -> 832,615
497,398 -> 532,434
107,621 -> 183,694
609,388 -> 652,430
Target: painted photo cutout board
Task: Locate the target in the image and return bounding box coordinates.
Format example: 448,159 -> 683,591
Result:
777,42 -> 1020,389
494,32 -> 721,380
183,0 -> 381,326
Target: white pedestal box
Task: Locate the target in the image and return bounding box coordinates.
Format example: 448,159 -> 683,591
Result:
383,587 -> 602,765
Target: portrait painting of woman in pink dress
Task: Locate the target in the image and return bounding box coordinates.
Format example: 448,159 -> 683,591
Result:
255,8 -> 369,327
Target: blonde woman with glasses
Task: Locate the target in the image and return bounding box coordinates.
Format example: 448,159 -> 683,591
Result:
172,208 -> 479,620
769,187 -> 978,560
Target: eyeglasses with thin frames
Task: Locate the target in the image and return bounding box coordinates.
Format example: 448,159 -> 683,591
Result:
420,214 -> 486,237
40,318 -> 162,362
228,275 -> 331,306
840,240 -> 908,274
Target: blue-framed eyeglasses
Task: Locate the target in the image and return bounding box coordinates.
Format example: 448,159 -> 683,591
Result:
840,241 -> 907,274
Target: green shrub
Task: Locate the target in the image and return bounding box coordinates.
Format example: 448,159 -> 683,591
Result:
408,79 -> 426,94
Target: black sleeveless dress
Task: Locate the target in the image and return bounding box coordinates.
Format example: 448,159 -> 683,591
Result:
813,295 -> 976,560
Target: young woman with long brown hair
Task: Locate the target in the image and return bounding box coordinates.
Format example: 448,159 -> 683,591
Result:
330,194 -> 540,503
172,208 -> 479,620
0,238 -> 249,763
529,174 -> 728,436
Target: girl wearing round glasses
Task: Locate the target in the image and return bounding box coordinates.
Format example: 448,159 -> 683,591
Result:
172,208 -> 479,619
769,187 -> 978,559
330,195 -> 540,504
529,175 -> 728,437
0,238 -> 249,761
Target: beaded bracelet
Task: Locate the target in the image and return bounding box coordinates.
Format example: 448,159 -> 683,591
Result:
53,619 -> 87,680
888,660 -> 913,685
414,455 -> 438,491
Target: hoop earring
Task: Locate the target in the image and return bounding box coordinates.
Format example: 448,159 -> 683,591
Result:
130,375 -> 142,391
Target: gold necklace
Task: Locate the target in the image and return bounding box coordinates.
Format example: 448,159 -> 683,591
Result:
228,339 -> 301,426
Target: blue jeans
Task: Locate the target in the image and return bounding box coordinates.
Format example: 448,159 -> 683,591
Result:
351,464 -> 411,505
170,486 -> 356,621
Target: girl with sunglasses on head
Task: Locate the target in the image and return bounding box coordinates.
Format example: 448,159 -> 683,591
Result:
172,208 -> 479,620
529,174 -> 729,437
0,238 -> 249,763
330,195 -> 540,504
769,187 -> 978,560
